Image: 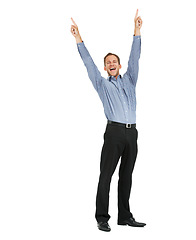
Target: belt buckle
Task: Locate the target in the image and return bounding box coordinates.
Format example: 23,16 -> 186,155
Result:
126,123 -> 131,128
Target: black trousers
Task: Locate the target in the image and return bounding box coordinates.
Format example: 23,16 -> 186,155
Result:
95,122 -> 138,223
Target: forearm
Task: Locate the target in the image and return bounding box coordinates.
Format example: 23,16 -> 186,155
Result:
125,35 -> 141,86
77,42 -> 102,91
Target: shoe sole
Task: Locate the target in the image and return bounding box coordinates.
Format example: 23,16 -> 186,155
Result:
118,222 -> 146,227
98,227 -> 111,232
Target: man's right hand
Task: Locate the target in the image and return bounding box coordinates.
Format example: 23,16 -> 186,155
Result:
70,18 -> 83,43
134,9 -> 142,36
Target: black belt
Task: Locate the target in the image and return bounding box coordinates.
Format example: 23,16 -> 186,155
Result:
107,120 -> 136,128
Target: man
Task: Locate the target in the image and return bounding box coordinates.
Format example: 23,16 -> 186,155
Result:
70,9 -> 145,232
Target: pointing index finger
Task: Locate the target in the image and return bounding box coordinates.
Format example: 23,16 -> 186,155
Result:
71,17 -> 77,27
134,9 -> 138,20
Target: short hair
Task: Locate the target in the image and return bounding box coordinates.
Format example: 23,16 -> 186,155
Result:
104,53 -> 120,66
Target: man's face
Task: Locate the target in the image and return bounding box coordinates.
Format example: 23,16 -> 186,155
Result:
104,55 -> 121,79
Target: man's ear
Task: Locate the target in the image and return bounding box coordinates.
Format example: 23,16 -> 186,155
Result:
119,64 -> 122,69
104,66 -> 106,71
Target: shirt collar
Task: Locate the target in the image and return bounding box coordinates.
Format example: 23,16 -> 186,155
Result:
108,75 -> 122,81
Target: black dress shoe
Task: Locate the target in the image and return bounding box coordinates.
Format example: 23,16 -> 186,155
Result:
97,222 -> 111,232
118,217 -> 146,227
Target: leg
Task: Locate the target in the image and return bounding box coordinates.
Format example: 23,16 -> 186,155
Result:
95,125 -> 125,223
118,127 -> 138,223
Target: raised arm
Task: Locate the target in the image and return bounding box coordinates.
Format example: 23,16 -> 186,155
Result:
124,10 -> 143,86
70,18 -> 103,92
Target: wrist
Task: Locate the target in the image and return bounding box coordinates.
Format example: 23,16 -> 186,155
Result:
134,28 -> 141,36
75,35 -> 83,43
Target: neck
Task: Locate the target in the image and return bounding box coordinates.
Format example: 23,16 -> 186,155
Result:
115,74 -> 120,80
115,74 -> 119,80
109,74 -> 120,80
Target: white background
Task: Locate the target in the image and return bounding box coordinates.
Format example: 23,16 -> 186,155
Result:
0,0 -> 196,239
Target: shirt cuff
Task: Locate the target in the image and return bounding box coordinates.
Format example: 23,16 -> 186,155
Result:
77,41 -> 84,47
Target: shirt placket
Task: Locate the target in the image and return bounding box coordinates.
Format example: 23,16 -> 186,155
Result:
117,80 -> 129,123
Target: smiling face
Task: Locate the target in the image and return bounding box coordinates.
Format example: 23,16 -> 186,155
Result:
104,54 -> 122,79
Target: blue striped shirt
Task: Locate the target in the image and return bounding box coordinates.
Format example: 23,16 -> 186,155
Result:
77,35 -> 141,124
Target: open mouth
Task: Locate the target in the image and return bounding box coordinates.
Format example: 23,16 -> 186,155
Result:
110,67 -> 116,72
